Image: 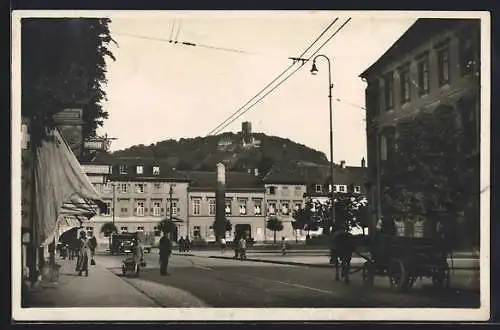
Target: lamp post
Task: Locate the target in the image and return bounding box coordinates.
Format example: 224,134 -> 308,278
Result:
310,54 -> 336,230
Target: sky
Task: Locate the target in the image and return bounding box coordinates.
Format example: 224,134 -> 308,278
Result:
97,11 -> 417,166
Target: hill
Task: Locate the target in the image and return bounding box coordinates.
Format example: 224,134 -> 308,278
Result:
108,132 -> 329,177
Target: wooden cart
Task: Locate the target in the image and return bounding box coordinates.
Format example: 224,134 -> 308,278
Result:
356,234 -> 451,291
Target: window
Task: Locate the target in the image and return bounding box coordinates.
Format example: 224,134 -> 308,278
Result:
294,186 -> 303,197
354,185 -> 361,194
153,166 -> 160,175
153,183 -> 162,192
315,184 -> 323,193
209,199 -> 216,215
120,183 -> 128,193
460,33 -> 476,75
193,226 -> 201,239
339,185 -> 347,193
281,186 -> 290,196
268,201 -> 276,215
333,185 -> 338,192
225,200 -> 232,215
85,226 -> 93,233
192,199 -> 201,215
120,207 -> 128,215
294,202 -> 302,211
254,200 -> 262,215
153,201 -> 161,217
239,200 -> 247,215
438,47 -> 450,85
136,183 -> 145,193
281,202 -> 290,215
136,201 -> 145,216
120,226 -> 128,233
383,73 -> 394,110
103,182 -> 111,193
119,165 -> 127,174
268,186 -> 276,195
169,201 -> 178,215
208,226 -> 215,237
417,55 -> 430,95
136,166 -> 143,174
103,201 -> 112,216
137,226 -> 145,232
399,67 -> 411,103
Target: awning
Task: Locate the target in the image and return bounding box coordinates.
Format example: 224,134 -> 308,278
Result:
34,128 -> 104,247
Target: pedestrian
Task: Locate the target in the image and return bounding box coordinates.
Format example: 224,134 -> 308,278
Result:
220,237 -> 226,255
178,236 -> 185,253
281,237 -> 287,256
132,237 -> 145,267
233,234 -> 239,259
159,232 -> 172,276
75,231 -> 90,277
88,232 -> 97,266
238,235 -> 247,260
184,237 -> 191,252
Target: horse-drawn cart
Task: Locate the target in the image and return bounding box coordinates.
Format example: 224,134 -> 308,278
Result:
356,234 -> 451,291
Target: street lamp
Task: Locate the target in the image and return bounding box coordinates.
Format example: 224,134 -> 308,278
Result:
310,54 -> 336,230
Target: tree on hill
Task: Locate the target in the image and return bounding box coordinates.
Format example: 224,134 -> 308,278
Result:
22,18 -> 116,149
267,216 -> 284,244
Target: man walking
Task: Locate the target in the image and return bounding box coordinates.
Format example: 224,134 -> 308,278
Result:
88,232 -> 97,265
159,232 -> 172,276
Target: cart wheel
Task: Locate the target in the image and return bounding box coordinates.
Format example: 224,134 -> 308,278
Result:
121,265 -> 126,275
362,261 -> 375,288
389,258 -> 409,291
432,263 -> 450,288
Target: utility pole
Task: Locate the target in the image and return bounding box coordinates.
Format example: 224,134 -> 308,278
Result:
168,184 -> 173,240
112,182 -> 116,226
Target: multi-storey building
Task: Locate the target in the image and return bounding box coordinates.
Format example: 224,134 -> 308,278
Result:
263,159 -> 367,238
181,166 -> 267,242
360,18 -> 480,237
84,158 -> 191,246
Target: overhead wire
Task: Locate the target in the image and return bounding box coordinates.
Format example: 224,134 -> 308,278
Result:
206,18 -> 340,136
209,18 -> 352,136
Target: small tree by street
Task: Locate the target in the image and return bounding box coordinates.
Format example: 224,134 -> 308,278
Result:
212,217 -> 232,238
267,216 -> 284,244
100,222 -> 117,252
158,218 -> 177,238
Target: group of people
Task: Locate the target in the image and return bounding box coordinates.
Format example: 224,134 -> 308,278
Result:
62,230 -> 98,277
177,236 -> 191,253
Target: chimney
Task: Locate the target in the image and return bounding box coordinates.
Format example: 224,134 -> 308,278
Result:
361,157 -> 366,168
254,168 -> 259,177
340,160 -> 346,168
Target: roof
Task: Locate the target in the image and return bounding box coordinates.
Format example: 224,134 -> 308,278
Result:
360,18 -> 472,79
102,157 -> 191,182
180,170 -> 264,191
263,160 -> 366,185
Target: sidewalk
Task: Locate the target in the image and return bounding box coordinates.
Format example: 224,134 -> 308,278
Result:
174,250 -> 480,270
22,258 -> 158,307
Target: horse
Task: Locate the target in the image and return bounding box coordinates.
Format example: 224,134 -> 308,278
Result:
329,229 -> 355,284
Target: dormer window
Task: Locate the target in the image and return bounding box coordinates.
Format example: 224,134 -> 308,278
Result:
153,166 -> 160,175
119,165 -> 127,174
136,166 -> 143,174
354,185 -> 361,194
315,184 -> 323,193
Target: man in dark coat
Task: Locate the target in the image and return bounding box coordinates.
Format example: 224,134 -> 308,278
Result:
159,232 -> 172,275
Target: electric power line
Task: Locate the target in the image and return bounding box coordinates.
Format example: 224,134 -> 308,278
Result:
209,18 -> 352,136
113,32 -> 255,54
206,18 -> 340,136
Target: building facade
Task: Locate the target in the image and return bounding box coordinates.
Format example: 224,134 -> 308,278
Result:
360,18 -> 480,237
182,168 -> 267,243
83,159 -> 191,246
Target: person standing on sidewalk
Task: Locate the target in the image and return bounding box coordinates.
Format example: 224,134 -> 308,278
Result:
159,232 -> 172,276
220,237 -> 226,255
281,237 -> 287,256
88,232 -> 97,266
238,235 -> 247,260
76,231 -> 90,277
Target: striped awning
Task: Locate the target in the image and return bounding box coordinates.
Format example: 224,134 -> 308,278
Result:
34,128 -> 104,247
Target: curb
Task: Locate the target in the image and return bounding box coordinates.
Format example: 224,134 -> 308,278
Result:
207,256 -> 480,270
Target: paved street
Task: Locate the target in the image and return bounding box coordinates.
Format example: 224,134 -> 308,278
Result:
96,252 -> 480,308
